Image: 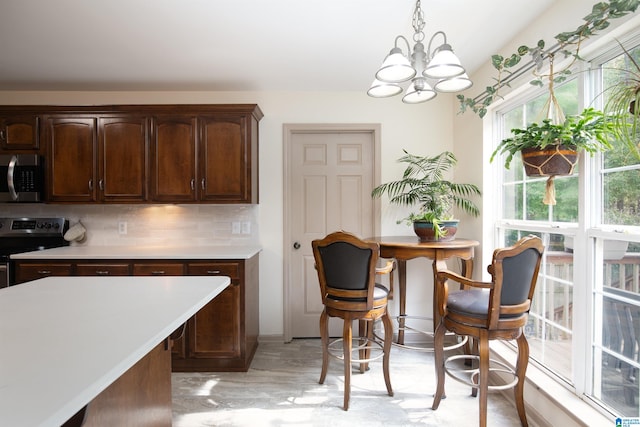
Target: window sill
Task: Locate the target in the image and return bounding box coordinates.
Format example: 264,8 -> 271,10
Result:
491,341 -> 613,426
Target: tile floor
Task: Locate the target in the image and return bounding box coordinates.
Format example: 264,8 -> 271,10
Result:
172,339 -> 523,426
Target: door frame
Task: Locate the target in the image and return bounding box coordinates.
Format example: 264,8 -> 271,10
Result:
282,123 -> 381,342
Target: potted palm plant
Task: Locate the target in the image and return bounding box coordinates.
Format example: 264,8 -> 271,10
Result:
371,150 -> 480,241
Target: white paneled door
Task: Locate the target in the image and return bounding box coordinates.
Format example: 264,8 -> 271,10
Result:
284,124 -> 380,340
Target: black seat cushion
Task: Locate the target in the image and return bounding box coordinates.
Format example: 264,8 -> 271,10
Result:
447,289 -> 489,319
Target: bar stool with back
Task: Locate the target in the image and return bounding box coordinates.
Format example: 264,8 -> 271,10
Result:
431,235 -> 544,427
312,231 -> 394,410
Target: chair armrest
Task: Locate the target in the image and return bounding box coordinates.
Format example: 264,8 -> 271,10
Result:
375,260 -> 395,275
436,270 -> 493,289
434,270 -> 493,318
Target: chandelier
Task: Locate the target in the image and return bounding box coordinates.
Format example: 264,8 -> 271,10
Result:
367,0 -> 472,103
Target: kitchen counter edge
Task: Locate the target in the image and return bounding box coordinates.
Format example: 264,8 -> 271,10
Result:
10,245 -> 263,260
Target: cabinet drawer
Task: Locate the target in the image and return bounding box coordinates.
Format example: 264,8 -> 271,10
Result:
186,262 -> 239,279
76,263 -> 130,276
133,263 -> 184,276
15,263 -> 72,283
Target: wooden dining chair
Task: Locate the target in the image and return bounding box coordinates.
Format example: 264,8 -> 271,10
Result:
312,231 -> 394,410
431,235 -> 544,427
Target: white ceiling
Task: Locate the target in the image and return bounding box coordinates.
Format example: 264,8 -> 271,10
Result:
0,0 -> 556,92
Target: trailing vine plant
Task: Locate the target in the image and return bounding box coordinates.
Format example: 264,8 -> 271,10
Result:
458,0 -> 640,118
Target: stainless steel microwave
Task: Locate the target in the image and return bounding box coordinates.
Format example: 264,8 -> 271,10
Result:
0,154 -> 44,202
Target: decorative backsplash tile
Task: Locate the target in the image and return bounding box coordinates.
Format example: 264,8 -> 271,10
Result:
0,204 -> 259,247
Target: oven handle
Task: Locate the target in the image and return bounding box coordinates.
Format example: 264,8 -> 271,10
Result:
7,155 -> 18,201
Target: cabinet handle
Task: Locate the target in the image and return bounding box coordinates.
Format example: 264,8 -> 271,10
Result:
37,270 -> 51,274
151,270 -> 166,275
0,130 -> 4,141
88,179 -> 93,191
201,178 -> 205,190
95,270 -> 110,275
207,270 -> 221,274
190,179 -> 195,190
99,179 -> 104,190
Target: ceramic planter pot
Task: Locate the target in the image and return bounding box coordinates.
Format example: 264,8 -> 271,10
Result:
521,144 -> 578,177
413,220 -> 459,242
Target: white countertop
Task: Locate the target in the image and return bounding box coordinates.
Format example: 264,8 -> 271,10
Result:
0,275 -> 230,427
11,244 -> 262,260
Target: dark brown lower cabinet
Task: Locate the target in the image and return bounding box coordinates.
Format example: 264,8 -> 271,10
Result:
13,254 -> 259,372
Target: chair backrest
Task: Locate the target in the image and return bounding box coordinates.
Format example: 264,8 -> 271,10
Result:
487,235 -> 544,329
312,231 -> 380,311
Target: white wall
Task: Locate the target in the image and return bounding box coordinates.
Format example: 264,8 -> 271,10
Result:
0,89 -> 455,337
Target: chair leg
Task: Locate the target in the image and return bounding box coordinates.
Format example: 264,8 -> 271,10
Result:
382,310 -> 394,396
319,310 -> 329,385
471,338 -> 479,397
431,321 -> 447,410
359,319 -> 368,373
515,333 -> 530,427
342,316 -> 353,411
478,330 -> 490,427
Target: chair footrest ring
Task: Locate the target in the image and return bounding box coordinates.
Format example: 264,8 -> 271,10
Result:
373,315 -> 468,352
327,337 -> 385,364
444,354 -> 519,391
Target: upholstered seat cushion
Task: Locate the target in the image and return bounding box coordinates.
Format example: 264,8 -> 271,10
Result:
374,283 -> 390,301
447,289 -> 489,319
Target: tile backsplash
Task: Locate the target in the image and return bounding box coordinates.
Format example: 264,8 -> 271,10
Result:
0,204 -> 259,247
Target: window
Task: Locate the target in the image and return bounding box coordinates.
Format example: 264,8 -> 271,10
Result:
492,39 -> 640,417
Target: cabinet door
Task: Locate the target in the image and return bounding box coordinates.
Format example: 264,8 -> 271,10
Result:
186,262 -> 241,358
0,115 -> 39,150
133,262 -> 186,358
98,116 -> 148,202
46,117 -> 97,202
200,115 -> 251,203
75,263 -> 130,276
14,262 -> 72,284
150,116 -> 197,202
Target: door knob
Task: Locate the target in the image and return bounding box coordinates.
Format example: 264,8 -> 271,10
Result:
293,242 -> 301,250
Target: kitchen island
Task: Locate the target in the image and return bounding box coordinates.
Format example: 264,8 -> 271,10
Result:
0,275 -> 230,427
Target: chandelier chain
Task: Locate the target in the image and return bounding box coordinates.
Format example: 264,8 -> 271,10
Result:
412,0 -> 426,42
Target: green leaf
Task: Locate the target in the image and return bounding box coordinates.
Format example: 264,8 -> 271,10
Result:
504,54 -> 522,68
491,55 -> 504,69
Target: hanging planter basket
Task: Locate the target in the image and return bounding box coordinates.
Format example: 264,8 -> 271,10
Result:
521,144 -> 578,177
521,144 -> 578,206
